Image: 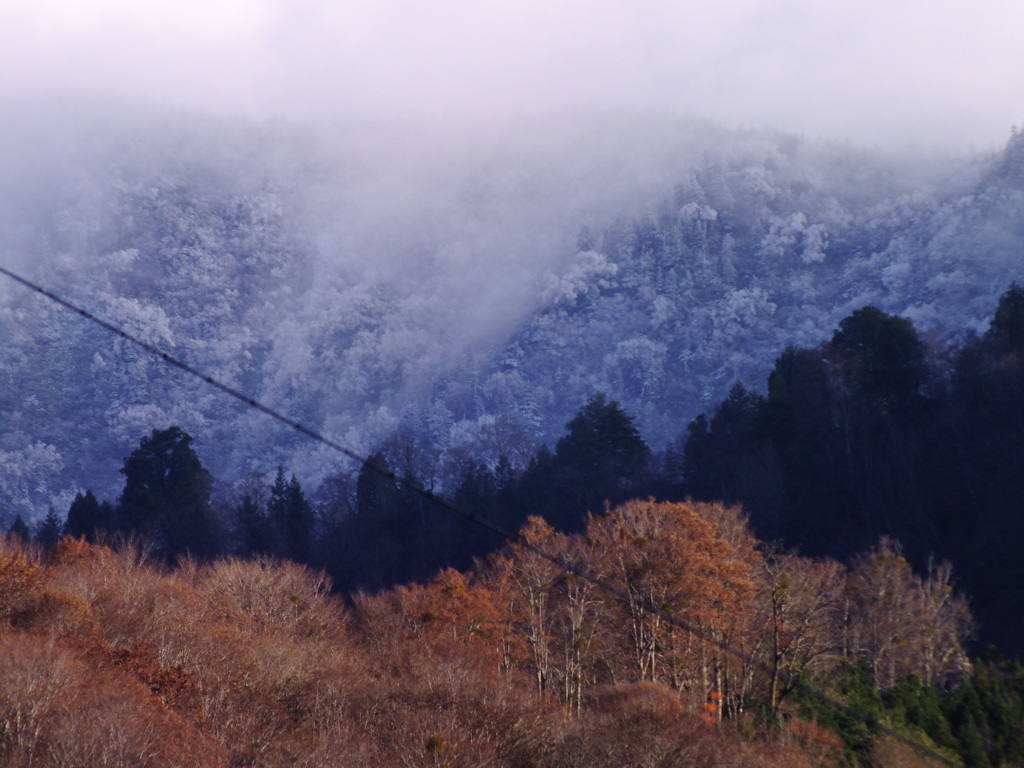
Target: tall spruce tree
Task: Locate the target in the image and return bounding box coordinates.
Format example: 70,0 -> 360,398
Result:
514,395 -> 651,532
65,490 -> 113,542
35,506 -> 63,550
268,468 -> 314,563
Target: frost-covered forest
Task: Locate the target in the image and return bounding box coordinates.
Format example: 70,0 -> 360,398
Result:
1,98 -> 1022,522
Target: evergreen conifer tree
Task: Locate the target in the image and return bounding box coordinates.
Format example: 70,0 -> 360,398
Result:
7,513 -> 30,541
118,426 -> 219,559
35,506 -> 63,550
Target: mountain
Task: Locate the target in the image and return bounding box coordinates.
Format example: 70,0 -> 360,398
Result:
1,99 -> 1021,522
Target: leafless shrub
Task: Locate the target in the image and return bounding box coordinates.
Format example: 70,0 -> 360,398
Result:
197,555 -> 342,639
0,632 -> 221,768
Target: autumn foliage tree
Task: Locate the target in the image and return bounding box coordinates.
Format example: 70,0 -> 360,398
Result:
479,500 -> 976,740
751,546 -> 847,712
586,500 -> 759,710
843,538 -> 973,690
484,500 -> 766,715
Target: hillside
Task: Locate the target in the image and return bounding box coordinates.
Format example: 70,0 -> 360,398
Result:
0,500 -> 989,768
1,101 -> 1022,521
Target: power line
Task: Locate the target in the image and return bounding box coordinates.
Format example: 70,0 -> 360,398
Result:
0,263 -> 516,543
0,263 -> 961,766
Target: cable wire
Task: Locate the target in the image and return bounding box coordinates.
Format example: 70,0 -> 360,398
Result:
0,263 -> 962,766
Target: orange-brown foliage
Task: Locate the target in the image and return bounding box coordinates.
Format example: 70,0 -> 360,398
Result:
0,631 -> 221,767
196,555 -> 341,639
0,514 -> 956,768
0,535 -> 98,637
0,545 -> 45,626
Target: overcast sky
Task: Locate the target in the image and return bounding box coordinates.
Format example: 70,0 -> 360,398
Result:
1,0 -> 1022,151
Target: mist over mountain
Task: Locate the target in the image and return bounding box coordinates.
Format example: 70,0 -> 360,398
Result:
1,99 -> 1021,522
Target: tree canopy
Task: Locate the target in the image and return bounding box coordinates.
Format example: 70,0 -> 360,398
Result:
118,426 -> 218,559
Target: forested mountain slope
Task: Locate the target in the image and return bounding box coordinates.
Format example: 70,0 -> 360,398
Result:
1,99 -> 1021,521
472,128 -> 1024,448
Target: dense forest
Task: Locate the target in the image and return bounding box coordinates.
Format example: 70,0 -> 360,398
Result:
679,284 -> 1024,657
2,104 -> 1023,523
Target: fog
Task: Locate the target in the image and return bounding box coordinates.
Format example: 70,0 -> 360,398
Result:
2,0 -> 1023,151
1,0 -> 1023,519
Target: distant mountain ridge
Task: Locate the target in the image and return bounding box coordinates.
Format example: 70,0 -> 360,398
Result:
0,101 -> 1020,521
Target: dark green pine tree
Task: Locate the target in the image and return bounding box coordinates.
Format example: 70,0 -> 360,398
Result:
355,452 -> 399,519
945,678 -> 993,768
118,426 -> 220,560
35,506 -> 63,550
829,305 -> 928,419
451,461 -> 506,557
883,676 -> 958,752
235,493 -> 270,557
988,282 -> 1024,352
268,468 -> 314,563
682,382 -> 767,506
65,491 -> 114,542
943,286 -> 1024,653
268,468 -> 290,557
943,654 -> 1024,768
547,394 -> 651,531
827,306 -> 932,551
7,513 -> 30,541
323,452 -> 404,590
791,661 -> 882,761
